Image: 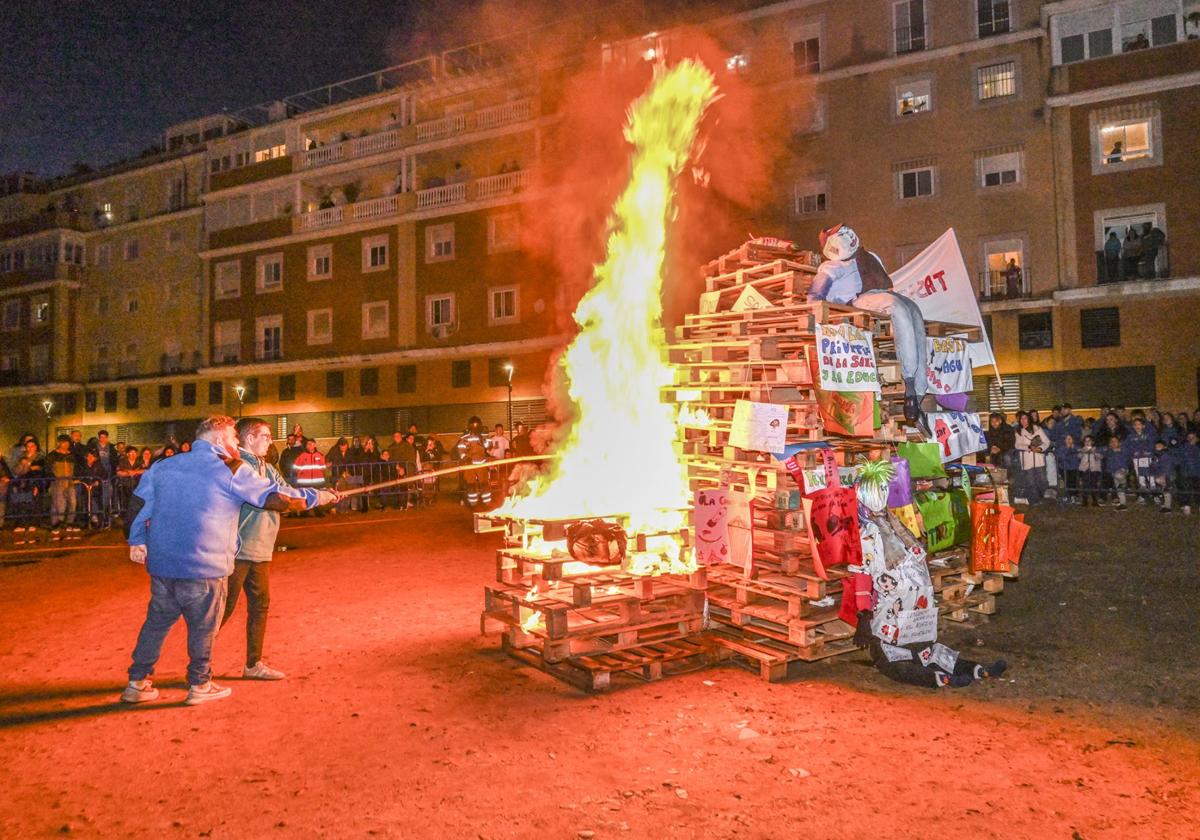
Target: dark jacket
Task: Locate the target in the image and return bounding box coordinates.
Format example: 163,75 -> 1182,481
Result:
984,422 -> 1015,467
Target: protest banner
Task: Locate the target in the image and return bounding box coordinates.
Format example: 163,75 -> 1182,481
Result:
815,322 -> 881,392
925,337 -> 974,396
927,411 -> 987,462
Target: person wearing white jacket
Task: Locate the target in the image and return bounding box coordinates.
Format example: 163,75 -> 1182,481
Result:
1013,411 -> 1048,505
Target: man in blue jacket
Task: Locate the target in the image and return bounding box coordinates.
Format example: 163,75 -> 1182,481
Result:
220,417 -> 324,680
121,415 -> 335,706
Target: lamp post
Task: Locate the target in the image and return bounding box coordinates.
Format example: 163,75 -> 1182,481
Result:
234,384 -> 246,419
41,398 -> 54,450
503,363 -> 514,437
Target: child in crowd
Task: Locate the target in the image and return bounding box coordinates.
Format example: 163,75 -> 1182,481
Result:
1123,417 -> 1157,504
1149,439 -> 1176,513
1078,435 -> 1104,507
1178,431 -> 1200,516
1104,435 -> 1132,510
1057,433 -> 1080,504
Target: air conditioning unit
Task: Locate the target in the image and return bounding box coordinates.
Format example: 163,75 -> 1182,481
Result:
430,323 -> 456,339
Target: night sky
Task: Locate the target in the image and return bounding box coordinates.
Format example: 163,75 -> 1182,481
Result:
0,1 -> 431,177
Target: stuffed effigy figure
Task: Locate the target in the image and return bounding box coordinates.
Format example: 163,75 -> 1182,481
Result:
807,224 -> 929,432
845,461 -> 1006,689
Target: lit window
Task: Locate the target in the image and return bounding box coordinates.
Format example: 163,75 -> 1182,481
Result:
307,309 -> 332,345
489,286 -> 519,325
253,144 -> 287,163
898,165 -> 935,199
256,254 -> 283,293
362,301 -> 390,339
1099,121 -> 1152,165
977,61 -> 1016,100
33,297 -> 51,323
308,244 -> 332,280
896,79 -> 932,115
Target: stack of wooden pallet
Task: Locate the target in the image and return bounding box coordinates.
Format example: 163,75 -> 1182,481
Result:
477,513 -> 713,691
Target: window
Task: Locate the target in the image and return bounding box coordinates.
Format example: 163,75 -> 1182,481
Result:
126,387 -> 140,410
308,244 -> 332,280
976,61 -> 1016,100
360,367 -> 379,396
1122,13 -> 1177,52
896,79 -> 932,116
254,144 -> 287,163
451,360 -> 471,388
1097,206 -> 1167,281
978,148 -> 1023,188
208,381 -> 223,405
894,0 -> 926,53
182,383 -> 196,406
256,315 -> 283,360
488,286 -> 519,325
488,358 -> 514,387
427,294 -> 455,332
166,177 -> 185,212
126,298 -> 139,314
1098,119 -> 1154,167
1018,312 -> 1053,350
32,296 -> 50,324
307,309 -> 333,345
242,377 -> 259,404
104,390 -> 118,412
214,320 -> 241,363
326,370 -> 344,398
981,238 -> 1026,298
397,365 -> 417,393
2,299 -> 21,331
1081,307 -> 1120,348
792,176 -> 829,216
123,238 -> 140,261
256,253 -> 283,293
425,223 -> 455,262
215,261 -> 241,299
86,391 -> 98,412
792,36 -> 820,75
488,213 -> 520,253
159,384 -> 172,408
897,164 -> 935,199
977,0 -> 1010,37
1053,5 -> 1176,65
271,374 -> 292,402
362,234 -> 389,272
95,243 -> 112,267
362,301 -> 390,339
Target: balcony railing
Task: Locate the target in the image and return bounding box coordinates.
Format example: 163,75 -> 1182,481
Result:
415,113 -> 469,143
297,194 -> 403,231
213,344 -> 241,365
88,363 -> 112,381
1095,244 -> 1171,284
895,25 -> 926,54
256,346 -> 284,362
474,99 -> 533,131
160,352 -> 187,373
298,128 -> 404,169
979,268 -> 1032,301
415,182 -> 469,210
474,169 -> 531,200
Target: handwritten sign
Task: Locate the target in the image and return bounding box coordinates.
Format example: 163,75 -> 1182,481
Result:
926,337 -> 974,395
732,285 -> 774,312
693,489 -> 730,566
927,411 -> 987,462
816,323 -> 880,393
729,399 -> 788,454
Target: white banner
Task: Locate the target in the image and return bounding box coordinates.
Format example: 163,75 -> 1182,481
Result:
926,411 -> 988,462
815,322 -> 881,393
889,229 -> 999,376
926,337 -> 974,395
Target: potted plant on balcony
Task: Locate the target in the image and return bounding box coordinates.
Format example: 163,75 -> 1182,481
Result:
342,182 -> 361,205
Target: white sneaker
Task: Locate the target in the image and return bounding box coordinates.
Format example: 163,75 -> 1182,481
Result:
185,681 -> 232,705
121,679 -> 160,703
243,661 -> 285,680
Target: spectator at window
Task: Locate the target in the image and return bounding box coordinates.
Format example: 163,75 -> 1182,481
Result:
1120,228 -> 1142,279
1103,232 -> 1121,282
1106,141 -> 1123,164
1003,258 -> 1022,298
1140,222 -> 1165,279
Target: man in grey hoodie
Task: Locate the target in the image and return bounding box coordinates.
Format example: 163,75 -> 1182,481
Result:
220,417 -> 334,680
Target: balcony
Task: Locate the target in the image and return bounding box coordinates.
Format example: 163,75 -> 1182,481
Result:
208,156 -> 294,192
416,98 -> 534,143
0,209 -> 89,241
298,128 -> 404,170
298,194 -> 404,231
415,169 -> 531,211
207,216 -> 294,250
1095,244 -> 1171,285
160,352 -> 198,374
979,268 -> 1032,301
213,344 -> 241,365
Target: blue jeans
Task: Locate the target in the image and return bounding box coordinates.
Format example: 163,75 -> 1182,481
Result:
129,576 -> 228,686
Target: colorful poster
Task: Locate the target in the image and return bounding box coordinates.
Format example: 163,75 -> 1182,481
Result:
815,323 -> 881,392
693,489 -> 730,566
799,466 -> 858,495
925,337 -> 974,396
729,399 -> 788,453
927,411 -> 987,462
803,486 -> 862,579
726,489 -> 754,571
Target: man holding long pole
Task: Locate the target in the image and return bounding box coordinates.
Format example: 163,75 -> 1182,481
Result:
220,418 -> 329,680
121,415 -> 335,706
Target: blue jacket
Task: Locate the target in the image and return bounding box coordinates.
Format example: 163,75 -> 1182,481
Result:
236,448 -> 318,562
1056,444 -> 1081,471
1157,423 -> 1183,447
1058,414 -> 1084,444
129,439 -> 314,579
1103,446 -> 1132,474
1178,443 -> 1200,479
1123,428 -> 1157,460
1150,449 -> 1176,480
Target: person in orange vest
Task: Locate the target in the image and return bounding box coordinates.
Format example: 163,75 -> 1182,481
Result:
292,439 -> 328,489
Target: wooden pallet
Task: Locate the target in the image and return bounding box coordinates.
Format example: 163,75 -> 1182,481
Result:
500,635 -> 714,692
709,629 -> 859,681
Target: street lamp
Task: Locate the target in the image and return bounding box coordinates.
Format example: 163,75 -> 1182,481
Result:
234,384 -> 246,418
41,398 -> 54,449
503,363 -> 514,437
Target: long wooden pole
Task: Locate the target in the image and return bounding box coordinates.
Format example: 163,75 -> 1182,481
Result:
335,454 -> 554,497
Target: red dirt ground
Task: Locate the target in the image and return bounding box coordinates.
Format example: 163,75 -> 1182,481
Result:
1,506 -> 1197,839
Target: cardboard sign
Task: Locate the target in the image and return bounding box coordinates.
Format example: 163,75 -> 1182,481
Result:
726,489 -> 754,571
925,337 -> 974,396
693,489 -> 730,566
732,285 -> 775,312
698,290 -> 722,314
927,411 -> 988,462
729,399 -> 788,453
896,608 -> 939,645
803,486 -> 862,580
799,466 -> 858,495
810,353 -> 876,437
816,322 -> 881,393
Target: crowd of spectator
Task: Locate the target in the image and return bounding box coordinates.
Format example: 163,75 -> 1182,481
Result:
0,417 -> 539,535
984,403 -> 1200,513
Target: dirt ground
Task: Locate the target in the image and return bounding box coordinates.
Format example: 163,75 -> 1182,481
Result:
1,502 -> 1198,839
